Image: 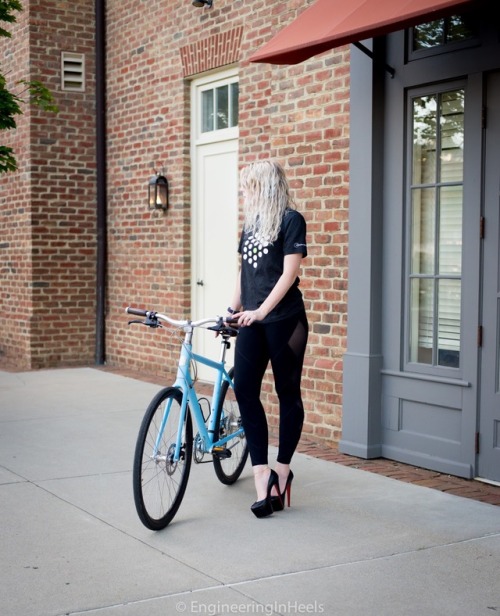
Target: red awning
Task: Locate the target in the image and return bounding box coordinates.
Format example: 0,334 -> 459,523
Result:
249,0 -> 474,65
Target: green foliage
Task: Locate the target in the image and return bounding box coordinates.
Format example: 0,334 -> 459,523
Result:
0,74 -> 22,130
20,79 -> 59,113
1,0 -> 58,173
0,145 -> 16,173
0,1 -> 23,38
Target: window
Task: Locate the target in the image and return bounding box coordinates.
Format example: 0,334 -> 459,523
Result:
200,80 -> 238,133
409,13 -> 479,59
61,52 -> 85,92
407,88 -> 465,369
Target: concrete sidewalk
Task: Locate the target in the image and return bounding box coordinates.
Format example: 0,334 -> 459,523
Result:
1,367 -> 499,616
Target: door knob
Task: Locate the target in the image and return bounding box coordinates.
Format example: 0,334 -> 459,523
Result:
196,280 -> 204,286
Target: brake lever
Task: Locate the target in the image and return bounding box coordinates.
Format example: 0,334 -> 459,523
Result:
208,318 -> 239,337
127,318 -> 162,328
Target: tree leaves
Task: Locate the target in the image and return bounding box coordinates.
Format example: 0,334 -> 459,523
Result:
19,79 -> 59,113
1,1 -> 58,174
0,145 -> 17,173
0,74 -> 22,130
0,0 -> 23,38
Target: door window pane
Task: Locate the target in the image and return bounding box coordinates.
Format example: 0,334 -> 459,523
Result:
215,85 -> 229,129
410,278 -> 434,364
201,90 -> 214,133
413,20 -> 443,49
200,79 -> 239,134
440,91 -> 464,181
411,188 -> 436,275
438,186 -> 462,275
438,279 -> 461,367
447,14 -> 477,42
408,88 -> 464,369
230,82 -> 239,127
412,96 -> 437,184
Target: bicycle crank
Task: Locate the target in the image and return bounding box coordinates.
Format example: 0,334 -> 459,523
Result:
212,446 -> 232,459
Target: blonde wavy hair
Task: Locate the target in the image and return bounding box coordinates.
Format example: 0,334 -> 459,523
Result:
240,160 -> 295,243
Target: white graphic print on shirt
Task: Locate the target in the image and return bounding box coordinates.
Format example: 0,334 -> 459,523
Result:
241,233 -> 270,269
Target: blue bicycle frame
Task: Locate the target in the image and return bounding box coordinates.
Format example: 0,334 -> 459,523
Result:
155,332 -> 244,463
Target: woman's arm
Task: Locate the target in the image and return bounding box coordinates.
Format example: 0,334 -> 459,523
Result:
236,253 -> 303,326
227,270 -> 242,314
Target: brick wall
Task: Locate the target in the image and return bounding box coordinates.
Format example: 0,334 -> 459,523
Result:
104,0 -> 349,446
1,0 -> 349,447
238,5 -> 350,444
0,4 -> 32,367
0,0 -> 97,369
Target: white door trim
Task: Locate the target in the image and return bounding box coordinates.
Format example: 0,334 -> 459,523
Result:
190,69 -> 239,382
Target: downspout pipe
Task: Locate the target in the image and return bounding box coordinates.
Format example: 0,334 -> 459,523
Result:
95,0 -> 107,364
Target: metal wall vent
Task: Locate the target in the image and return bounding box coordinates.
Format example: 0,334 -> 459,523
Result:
61,52 -> 85,92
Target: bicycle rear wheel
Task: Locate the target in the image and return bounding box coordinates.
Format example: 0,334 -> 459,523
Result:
133,387 -> 193,530
213,368 -> 249,484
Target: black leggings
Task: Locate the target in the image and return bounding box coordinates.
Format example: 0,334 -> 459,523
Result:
233,309 -> 308,466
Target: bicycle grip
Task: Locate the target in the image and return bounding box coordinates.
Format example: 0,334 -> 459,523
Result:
126,307 -> 148,317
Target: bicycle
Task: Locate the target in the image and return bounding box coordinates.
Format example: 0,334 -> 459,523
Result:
126,306 -> 249,530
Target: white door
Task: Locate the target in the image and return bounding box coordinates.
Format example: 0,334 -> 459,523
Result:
191,71 -> 239,382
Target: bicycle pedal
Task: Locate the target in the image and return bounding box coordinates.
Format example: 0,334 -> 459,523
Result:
212,447 -> 232,459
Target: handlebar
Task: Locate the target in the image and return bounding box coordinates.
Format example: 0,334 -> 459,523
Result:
125,307 -> 239,337
126,307 -> 148,317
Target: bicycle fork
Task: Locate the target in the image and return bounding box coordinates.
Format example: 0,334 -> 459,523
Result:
152,391 -> 190,469
152,339 -> 193,466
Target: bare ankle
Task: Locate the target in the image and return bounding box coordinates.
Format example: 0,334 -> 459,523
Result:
253,464 -> 270,477
275,462 -> 290,477
252,465 -> 271,501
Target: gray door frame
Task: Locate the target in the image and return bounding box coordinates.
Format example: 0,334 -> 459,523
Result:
477,70 -> 500,482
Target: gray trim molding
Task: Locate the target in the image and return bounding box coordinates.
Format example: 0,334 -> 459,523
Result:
338,40 -> 386,459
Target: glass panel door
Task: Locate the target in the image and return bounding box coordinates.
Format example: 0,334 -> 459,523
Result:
408,89 -> 464,369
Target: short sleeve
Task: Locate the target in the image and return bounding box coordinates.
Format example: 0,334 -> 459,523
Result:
283,210 -> 307,258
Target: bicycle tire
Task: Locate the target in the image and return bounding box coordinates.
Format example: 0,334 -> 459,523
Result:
133,387 -> 193,530
212,368 -> 249,484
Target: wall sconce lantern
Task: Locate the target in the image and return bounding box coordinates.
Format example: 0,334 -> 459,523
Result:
148,172 -> 169,212
192,0 -> 213,7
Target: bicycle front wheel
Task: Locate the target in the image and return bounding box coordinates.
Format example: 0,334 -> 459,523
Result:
133,387 -> 193,530
213,368 -> 249,485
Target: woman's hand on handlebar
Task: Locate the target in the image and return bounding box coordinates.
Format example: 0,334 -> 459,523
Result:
223,314 -> 240,327
227,309 -> 265,327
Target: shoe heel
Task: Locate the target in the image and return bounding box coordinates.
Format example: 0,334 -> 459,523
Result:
271,469 -> 293,511
284,482 -> 292,508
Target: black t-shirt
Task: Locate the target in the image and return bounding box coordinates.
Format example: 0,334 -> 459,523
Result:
238,209 -> 307,323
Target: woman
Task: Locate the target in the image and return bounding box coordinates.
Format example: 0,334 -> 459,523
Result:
227,160 -> 309,518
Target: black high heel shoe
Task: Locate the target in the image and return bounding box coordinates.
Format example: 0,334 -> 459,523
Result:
271,470 -> 294,512
251,469 -> 281,518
